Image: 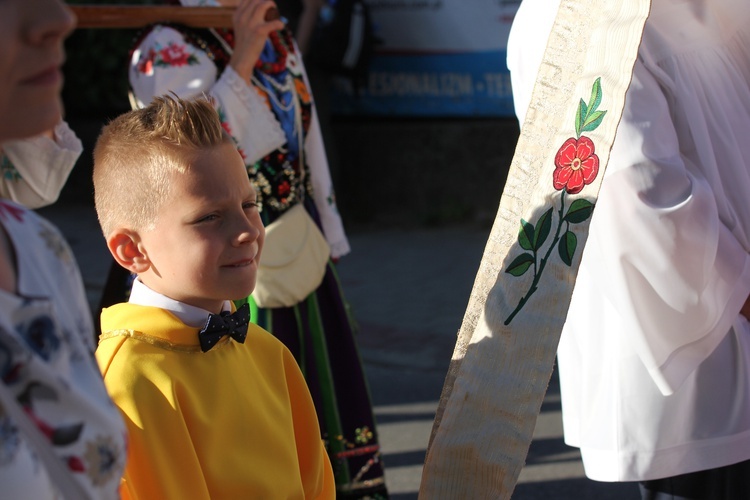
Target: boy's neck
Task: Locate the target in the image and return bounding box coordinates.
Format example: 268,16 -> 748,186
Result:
128,279 -> 232,328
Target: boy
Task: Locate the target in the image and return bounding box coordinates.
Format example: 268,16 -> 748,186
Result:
92,94 -> 335,499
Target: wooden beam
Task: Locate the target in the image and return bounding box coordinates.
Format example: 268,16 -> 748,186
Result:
70,5 -> 234,29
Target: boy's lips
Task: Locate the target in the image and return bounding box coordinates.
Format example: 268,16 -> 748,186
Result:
223,257 -> 255,268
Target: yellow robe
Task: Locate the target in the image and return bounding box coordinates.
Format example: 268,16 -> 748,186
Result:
96,303 -> 335,499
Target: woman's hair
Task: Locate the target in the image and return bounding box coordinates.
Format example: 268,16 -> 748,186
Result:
93,94 -> 232,237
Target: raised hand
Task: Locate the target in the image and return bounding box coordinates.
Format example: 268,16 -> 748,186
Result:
229,0 -> 285,83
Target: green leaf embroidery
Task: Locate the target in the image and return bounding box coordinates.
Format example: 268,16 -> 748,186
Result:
558,231 -> 577,266
564,199 -> 595,224
588,77 -> 603,115
519,220 -> 534,251
581,110 -> 607,132
506,253 -> 535,277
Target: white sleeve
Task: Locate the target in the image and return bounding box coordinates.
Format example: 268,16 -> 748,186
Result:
298,48 -> 350,258
583,61 -> 750,395
0,121 -> 82,209
506,0 -> 562,123
128,26 -> 285,164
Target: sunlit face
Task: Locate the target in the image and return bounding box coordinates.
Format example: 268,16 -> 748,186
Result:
0,0 -> 75,141
137,141 -> 265,313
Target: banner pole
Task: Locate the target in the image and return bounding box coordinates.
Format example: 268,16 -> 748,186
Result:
70,5 -> 234,29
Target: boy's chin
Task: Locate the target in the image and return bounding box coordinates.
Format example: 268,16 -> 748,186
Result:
227,282 -> 257,303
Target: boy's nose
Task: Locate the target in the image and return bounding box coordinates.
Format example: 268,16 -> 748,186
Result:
234,216 -> 261,245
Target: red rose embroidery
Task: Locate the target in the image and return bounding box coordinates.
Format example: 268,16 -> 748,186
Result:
553,136 -> 599,194
278,180 -> 291,196
136,43 -> 199,75
159,43 -> 192,67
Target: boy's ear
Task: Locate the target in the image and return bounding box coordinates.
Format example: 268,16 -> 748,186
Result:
107,229 -> 150,274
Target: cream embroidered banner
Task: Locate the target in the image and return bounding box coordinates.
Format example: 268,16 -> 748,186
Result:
419,0 -> 652,497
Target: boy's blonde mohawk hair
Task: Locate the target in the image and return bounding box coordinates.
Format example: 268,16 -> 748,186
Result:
93,94 -> 231,237
143,93 -> 226,148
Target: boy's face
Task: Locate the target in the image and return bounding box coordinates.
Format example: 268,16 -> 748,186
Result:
137,141 -> 264,313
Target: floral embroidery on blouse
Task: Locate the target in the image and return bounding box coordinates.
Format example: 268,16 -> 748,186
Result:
248,60 -> 314,219
16,311 -> 60,362
84,435 -> 122,486
1,156 -> 20,184
0,203 -> 126,496
1,301 -> 124,482
135,41 -> 200,76
39,224 -> 73,265
0,201 -> 24,223
0,412 -> 21,466
504,78 -> 605,325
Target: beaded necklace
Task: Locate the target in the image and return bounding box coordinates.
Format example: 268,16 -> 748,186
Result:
254,29 -> 295,74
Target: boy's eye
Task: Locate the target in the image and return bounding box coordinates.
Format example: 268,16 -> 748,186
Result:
196,213 -> 219,223
243,201 -> 261,212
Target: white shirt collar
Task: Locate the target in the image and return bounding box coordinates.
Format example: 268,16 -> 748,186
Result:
128,279 -> 232,328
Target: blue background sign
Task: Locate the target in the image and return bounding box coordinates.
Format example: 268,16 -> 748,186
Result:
329,0 -> 521,117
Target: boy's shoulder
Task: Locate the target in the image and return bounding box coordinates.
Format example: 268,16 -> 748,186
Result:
100,302 -> 182,333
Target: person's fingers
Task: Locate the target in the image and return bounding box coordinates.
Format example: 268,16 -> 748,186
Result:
232,0 -> 255,29
228,0 -> 284,80
264,6 -> 280,21
234,0 -> 282,31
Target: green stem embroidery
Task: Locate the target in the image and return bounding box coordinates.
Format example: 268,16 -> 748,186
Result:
505,192 -> 567,325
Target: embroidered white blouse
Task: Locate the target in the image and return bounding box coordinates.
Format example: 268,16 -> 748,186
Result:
508,0 -> 750,482
0,200 -> 126,498
128,0 -> 350,258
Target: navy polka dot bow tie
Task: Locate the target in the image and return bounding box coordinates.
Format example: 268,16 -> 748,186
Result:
197,303 -> 250,353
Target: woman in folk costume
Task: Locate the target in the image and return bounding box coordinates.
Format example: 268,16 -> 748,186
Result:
123,0 -> 388,496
